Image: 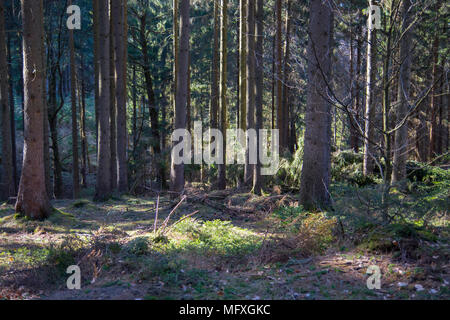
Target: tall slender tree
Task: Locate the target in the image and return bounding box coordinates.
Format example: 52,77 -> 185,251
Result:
0,0 -> 14,200
239,0 -> 247,132
69,0 -> 80,199
392,0 -> 413,182
363,1 -> 378,176
94,0 -> 112,201
217,0 -> 228,190
244,0 -> 255,186
253,0 -> 264,194
170,0 -> 190,194
113,0 -> 128,192
275,0 -> 284,150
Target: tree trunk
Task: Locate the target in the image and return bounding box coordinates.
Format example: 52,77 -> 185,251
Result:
113,0 -> 128,192
210,0 -> 219,130
239,0 -> 247,132
363,2 -> 377,176
392,0 -> 413,182
275,0 -> 284,150
244,0 -> 255,186
93,0 -> 100,146
217,0 -> 228,190
80,54 -> 88,188
253,0 -> 264,195
282,0 -> 292,153
299,0 -> 333,210
429,32 -> 440,159
94,0 -> 112,201
69,0 -> 80,199
140,14 -> 165,188
42,0 -> 51,199
0,1 -> 14,200
109,2 -> 117,191
16,0 -> 52,219
170,0 -> 190,194
7,34 -> 18,193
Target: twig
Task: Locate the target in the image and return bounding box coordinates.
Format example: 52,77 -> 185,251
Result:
153,194 -> 160,234
166,210 -> 200,233
159,195 -> 187,234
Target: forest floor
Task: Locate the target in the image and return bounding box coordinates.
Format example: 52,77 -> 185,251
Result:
0,181 -> 449,300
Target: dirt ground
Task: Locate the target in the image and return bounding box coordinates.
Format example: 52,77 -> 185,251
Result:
1,187 -> 449,300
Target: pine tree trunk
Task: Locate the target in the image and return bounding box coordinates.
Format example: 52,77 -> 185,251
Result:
7,34 -> 18,193
109,1 -> 117,191
244,0 -> 255,186
16,0 -> 52,219
239,0 -> 247,132
0,0 -> 14,200
282,0 -> 292,153
113,0 -> 128,192
363,1 -> 377,176
69,0 -> 80,199
170,0 -> 190,194
429,33 -> 440,159
94,0 -> 112,201
217,0 -> 228,190
253,0 -> 264,195
93,0 -> 100,146
275,0 -> 284,150
392,0 -> 413,182
210,0 -> 219,130
299,0 -> 333,210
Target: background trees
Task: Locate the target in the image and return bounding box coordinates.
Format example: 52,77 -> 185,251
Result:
0,0 -> 447,218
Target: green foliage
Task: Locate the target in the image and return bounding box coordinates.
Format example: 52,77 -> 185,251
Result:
124,237 -> 151,256
172,218 -> 261,258
331,150 -> 379,186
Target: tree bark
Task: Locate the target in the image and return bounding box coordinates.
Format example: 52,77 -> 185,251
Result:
275,0 -> 284,150
363,1 -> 377,176
170,0 -> 190,194
244,0 -> 255,186
113,0 -> 128,192
217,0 -> 228,190
94,0 -> 112,201
69,0 -> 80,199
253,0 -> 264,195
392,0 -> 413,182
239,0 -> 247,132
210,0 -> 219,130
0,0 -> 14,200
16,0 -> 52,219
109,1 -> 117,191
299,0 -> 333,210
7,34 -> 18,193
